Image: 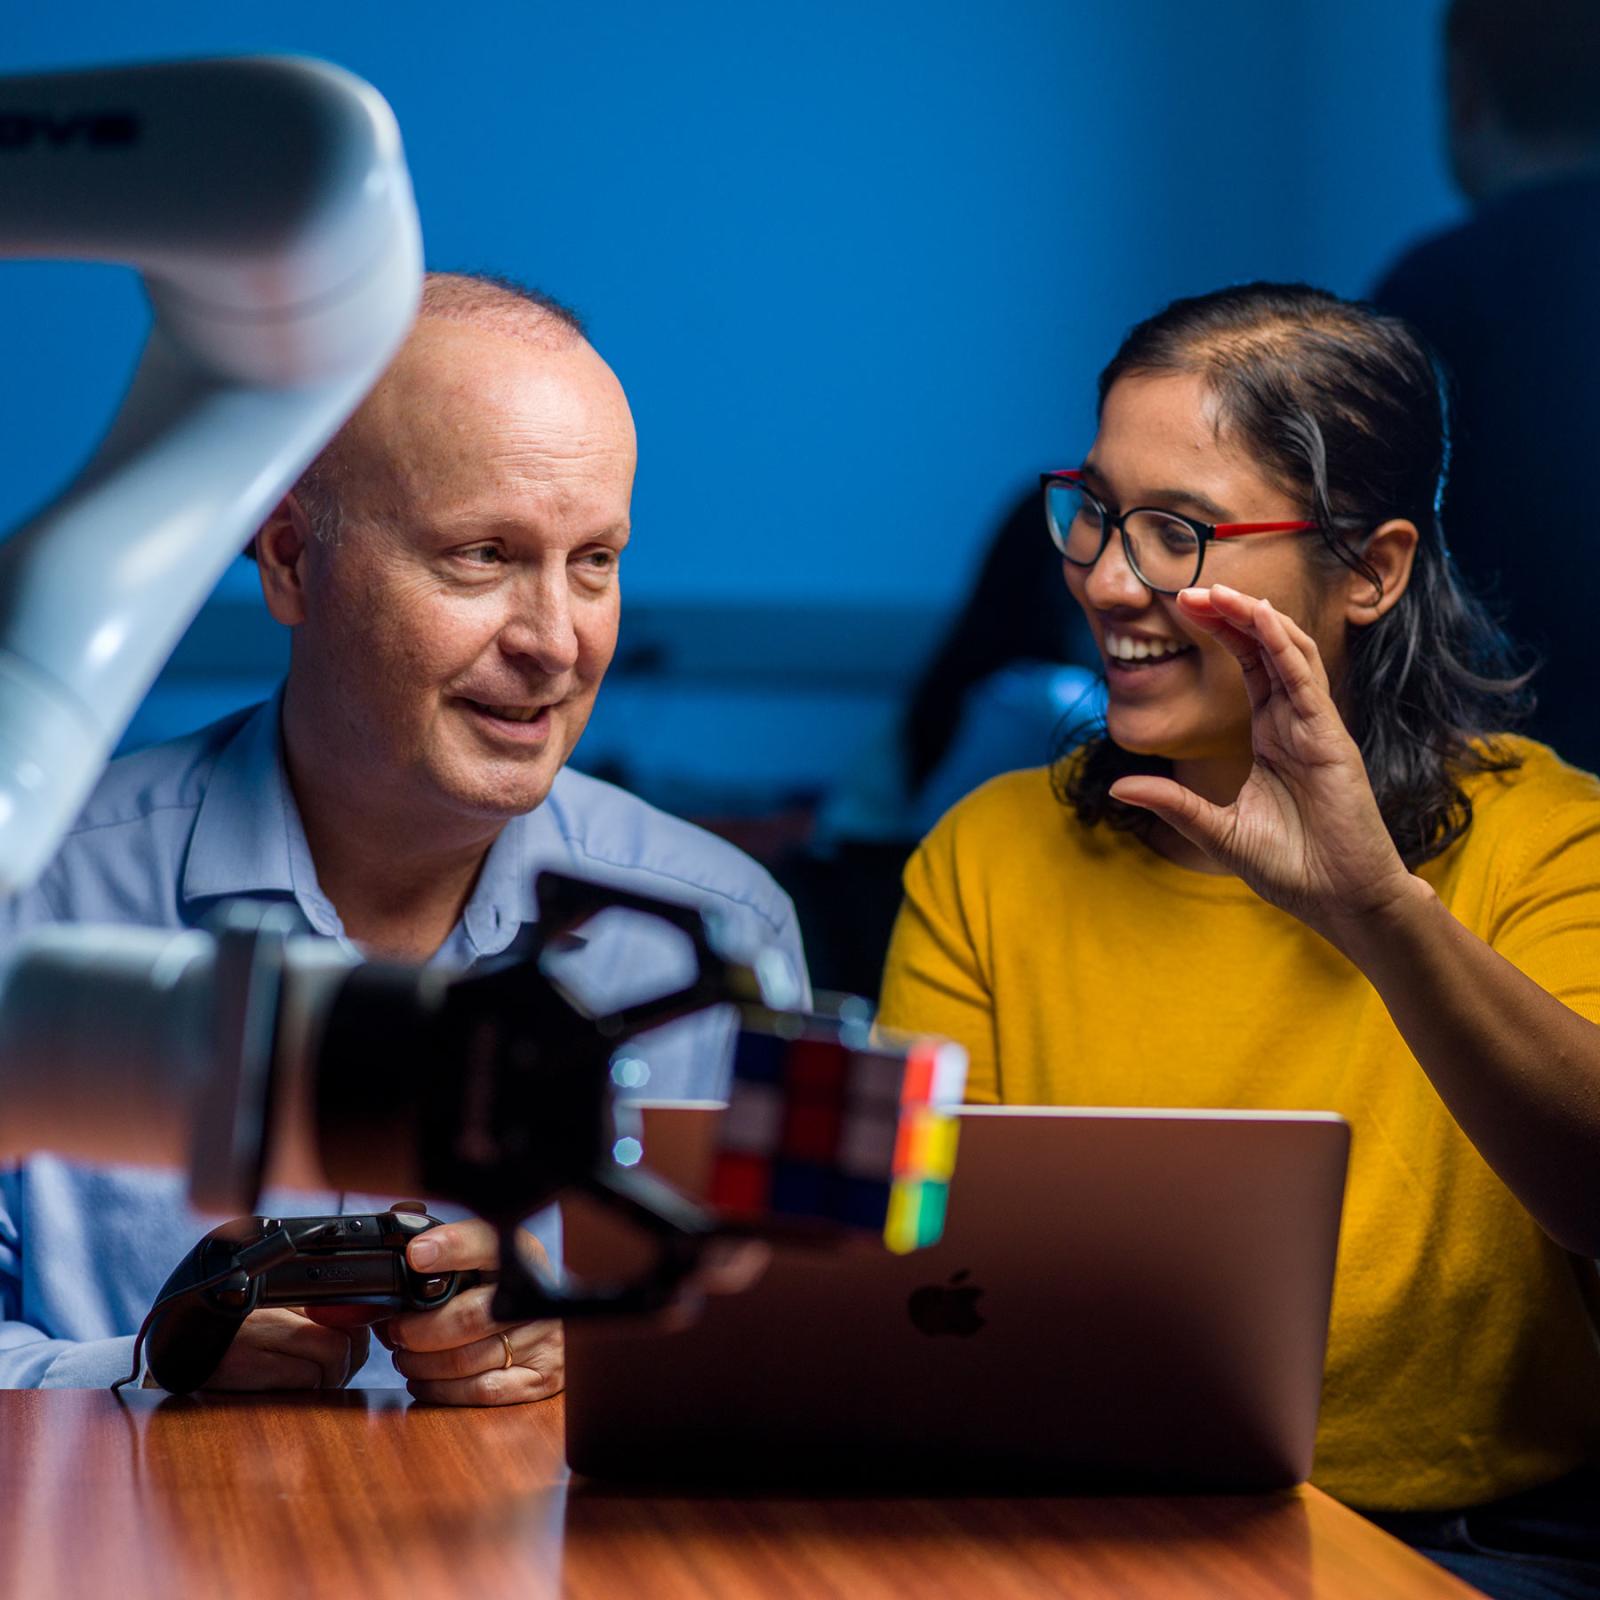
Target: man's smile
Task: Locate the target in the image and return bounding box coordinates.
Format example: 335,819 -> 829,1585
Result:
457,696 -> 558,740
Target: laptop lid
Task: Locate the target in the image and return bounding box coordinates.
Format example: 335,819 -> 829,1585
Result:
564,1103 -> 1349,1491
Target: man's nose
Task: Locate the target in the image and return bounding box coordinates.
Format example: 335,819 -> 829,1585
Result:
499,571 -> 581,674
1082,529 -> 1150,610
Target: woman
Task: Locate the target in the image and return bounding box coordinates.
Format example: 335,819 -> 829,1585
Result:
878,283 -> 1600,1599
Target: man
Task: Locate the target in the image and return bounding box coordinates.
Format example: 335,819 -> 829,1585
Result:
1370,0 -> 1600,769
0,273 -> 807,1399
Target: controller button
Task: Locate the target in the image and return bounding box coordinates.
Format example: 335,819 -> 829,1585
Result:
420,1276 -> 447,1297
392,1200 -> 427,1214
215,1286 -> 250,1309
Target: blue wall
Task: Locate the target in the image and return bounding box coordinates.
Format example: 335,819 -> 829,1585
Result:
1,1 -> 1459,798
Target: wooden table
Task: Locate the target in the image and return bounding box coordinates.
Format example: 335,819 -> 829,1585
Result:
0,1390 -> 1481,1599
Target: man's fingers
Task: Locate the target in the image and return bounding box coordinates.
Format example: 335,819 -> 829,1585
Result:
406,1363 -> 562,1408
201,1307 -> 367,1392
404,1216 -> 554,1278
387,1282 -> 510,1353
203,1346 -> 327,1393
404,1215 -> 499,1274
392,1315 -> 566,1406
392,1320 -> 563,1384
303,1303 -> 389,1330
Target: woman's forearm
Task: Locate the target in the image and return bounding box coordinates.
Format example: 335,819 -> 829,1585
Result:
1331,876 -> 1600,1255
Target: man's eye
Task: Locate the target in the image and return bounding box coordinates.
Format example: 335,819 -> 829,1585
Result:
581,549 -> 618,572
461,545 -> 504,565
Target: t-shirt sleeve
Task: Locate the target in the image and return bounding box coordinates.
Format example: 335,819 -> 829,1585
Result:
876,815 -> 999,1104
1484,796 -> 1600,1025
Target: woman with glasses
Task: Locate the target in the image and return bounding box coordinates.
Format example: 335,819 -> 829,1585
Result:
878,282 -> 1600,1600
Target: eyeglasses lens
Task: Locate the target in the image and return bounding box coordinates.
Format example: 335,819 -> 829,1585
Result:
1046,481 -> 1106,564
1124,511 -> 1202,592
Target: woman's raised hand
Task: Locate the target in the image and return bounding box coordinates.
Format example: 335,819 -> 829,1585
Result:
1107,584 -> 1421,948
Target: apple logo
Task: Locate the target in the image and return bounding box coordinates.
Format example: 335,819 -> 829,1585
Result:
907,1269 -> 986,1337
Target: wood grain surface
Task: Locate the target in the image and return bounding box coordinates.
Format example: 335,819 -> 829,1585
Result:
0,1390 -> 1482,1599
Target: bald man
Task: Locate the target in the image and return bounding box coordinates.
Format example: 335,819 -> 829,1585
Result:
0,273 -> 807,1399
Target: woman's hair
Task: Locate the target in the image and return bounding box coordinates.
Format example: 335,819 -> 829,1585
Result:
901,486 -> 1081,794
1057,281 -> 1532,868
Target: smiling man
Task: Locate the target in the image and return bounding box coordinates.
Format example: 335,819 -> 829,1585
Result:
0,273 -> 807,1399
258,275 -> 642,962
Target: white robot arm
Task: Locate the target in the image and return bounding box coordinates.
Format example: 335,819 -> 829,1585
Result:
0,56 -> 421,893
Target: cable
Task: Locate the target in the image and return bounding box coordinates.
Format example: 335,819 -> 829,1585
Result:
110,1220 -> 337,1394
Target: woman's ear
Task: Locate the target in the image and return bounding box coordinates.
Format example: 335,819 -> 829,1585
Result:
1344,519 -> 1419,625
254,493 -> 314,627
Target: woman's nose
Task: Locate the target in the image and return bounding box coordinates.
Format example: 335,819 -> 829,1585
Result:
1083,530 -> 1149,609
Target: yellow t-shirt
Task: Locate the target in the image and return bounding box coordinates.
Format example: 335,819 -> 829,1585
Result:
877,737 -> 1600,1511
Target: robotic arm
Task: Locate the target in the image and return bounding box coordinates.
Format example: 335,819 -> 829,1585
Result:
0,56 -> 421,892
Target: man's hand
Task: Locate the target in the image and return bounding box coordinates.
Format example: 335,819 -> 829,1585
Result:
376,1218 -> 564,1406
196,1306 -> 371,1391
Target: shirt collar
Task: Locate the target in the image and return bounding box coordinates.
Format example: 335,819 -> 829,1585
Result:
181,690 -> 303,906
181,689 -> 544,960
458,813 -> 540,959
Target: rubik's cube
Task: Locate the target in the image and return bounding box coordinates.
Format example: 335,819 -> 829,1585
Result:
708,1018 -> 967,1254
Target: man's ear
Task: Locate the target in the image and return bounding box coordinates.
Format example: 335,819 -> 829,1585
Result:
255,493 -> 314,627
1344,519 -> 1419,627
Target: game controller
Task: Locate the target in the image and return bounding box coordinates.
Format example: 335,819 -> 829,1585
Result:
142,1204 -> 470,1394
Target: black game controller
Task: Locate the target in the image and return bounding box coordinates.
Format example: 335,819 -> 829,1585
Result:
142,1205 -> 470,1394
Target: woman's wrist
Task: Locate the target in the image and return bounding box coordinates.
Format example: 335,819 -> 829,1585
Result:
1318,870 -> 1441,970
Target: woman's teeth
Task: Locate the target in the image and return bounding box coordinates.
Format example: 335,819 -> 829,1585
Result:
1105,634 -> 1192,663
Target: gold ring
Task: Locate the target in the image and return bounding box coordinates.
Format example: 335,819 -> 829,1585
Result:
499,1331 -> 516,1371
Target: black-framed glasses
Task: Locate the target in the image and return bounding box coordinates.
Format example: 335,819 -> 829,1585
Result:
1041,469 -> 1318,595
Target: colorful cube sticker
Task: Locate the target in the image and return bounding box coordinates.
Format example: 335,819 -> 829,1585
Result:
710,1020 -> 968,1252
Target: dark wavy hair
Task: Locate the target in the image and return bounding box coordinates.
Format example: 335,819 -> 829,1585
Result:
1056,281 -> 1533,869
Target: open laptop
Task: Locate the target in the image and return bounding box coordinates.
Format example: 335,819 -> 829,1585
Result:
563,1103 -> 1349,1491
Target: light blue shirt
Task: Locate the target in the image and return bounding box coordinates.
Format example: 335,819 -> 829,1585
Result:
0,693 -> 807,1388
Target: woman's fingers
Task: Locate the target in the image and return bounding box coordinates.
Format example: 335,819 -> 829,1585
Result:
1174,587 -> 1261,659
1181,586 -> 1332,713
1109,775 -> 1233,858
1174,589 -> 1277,707
1235,595 -> 1329,708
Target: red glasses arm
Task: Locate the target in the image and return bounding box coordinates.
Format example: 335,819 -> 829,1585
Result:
1212,520 -> 1317,539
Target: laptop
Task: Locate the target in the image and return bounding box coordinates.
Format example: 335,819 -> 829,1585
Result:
563,1102 -> 1349,1491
